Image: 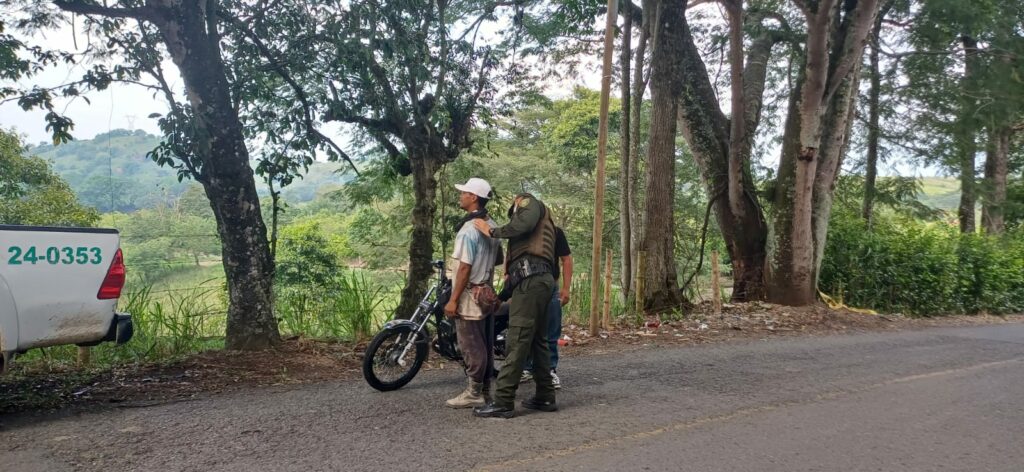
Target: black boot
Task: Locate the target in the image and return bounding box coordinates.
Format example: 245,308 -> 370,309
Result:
473,402 -> 515,419
522,396 -> 558,412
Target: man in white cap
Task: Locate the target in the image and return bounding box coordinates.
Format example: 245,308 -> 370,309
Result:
444,177 -> 501,408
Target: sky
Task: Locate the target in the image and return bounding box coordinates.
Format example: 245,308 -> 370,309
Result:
0,17 -> 170,145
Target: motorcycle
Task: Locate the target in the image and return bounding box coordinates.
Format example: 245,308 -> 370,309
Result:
362,259 -> 507,391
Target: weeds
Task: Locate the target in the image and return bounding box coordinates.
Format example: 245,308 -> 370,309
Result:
275,270 -> 391,342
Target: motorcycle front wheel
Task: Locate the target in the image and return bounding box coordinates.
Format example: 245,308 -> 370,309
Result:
362,325 -> 429,391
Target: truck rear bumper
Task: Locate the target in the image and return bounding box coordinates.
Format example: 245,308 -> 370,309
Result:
77,312 -> 133,347
110,312 -> 134,345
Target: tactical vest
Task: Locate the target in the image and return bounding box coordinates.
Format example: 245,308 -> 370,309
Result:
507,195 -> 556,265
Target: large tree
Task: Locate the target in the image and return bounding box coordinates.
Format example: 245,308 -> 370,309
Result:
672,2 -> 785,302
300,0 -> 502,317
903,0 -> 1024,235
767,0 -> 882,304
3,1 -> 330,349
638,0 -> 688,310
648,0 -> 881,305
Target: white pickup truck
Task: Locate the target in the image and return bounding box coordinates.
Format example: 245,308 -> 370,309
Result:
1,225 -> 133,372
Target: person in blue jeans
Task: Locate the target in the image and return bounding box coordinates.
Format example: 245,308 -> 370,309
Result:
522,226 -> 572,389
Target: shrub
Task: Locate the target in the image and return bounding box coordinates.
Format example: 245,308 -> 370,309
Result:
821,211 -> 1024,316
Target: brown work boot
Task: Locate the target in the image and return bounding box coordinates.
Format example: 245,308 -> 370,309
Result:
446,379 -> 485,409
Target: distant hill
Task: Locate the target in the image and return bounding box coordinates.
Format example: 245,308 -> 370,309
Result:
918,177 -> 960,212
28,129 -> 183,212
27,129 -> 352,212
27,129 -> 961,215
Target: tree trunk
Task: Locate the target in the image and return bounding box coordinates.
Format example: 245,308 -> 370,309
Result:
396,153 -> 439,319
982,125 -> 1011,234
812,65 -> 862,286
766,0 -> 880,306
957,35 -> 981,234
640,0 -> 686,312
862,22 -> 882,229
269,180 -> 281,260
674,11 -> 771,302
628,0 -> 652,291
155,4 -> 279,350
619,10 -> 634,299
725,1 -> 747,220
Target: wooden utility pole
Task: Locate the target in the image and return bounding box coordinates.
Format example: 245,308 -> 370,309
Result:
711,251 -> 723,316
77,346 -> 91,367
635,250 -> 647,316
589,0 -> 619,335
603,249 -> 613,330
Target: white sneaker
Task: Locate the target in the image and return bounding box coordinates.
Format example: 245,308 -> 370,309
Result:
551,370 -> 561,390
520,370 -> 533,384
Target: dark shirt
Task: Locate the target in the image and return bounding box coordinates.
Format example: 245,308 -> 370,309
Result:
553,227 -> 571,281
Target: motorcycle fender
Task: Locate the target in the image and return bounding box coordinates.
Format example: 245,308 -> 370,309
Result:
382,320 -> 430,343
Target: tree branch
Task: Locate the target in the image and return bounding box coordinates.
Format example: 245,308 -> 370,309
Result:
879,48 -> 956,59
687,0 -> 720,9
53,1 -> 159,22
741,35 -> 779,144
824,0 -> 880,102
220,11 -> 359,175
456,1 -> 517,42
789,0 -> 810,16
620,1 -> 644,23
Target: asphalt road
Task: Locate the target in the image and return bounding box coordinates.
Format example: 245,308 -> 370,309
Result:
2,324 -> 1023,471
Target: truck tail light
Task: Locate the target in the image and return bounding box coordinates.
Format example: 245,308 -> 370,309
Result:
98,248 -> 126,300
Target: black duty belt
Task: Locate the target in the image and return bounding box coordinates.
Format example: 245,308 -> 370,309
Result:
509,257 -> 551,281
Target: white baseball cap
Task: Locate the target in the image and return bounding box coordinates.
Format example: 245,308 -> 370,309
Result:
454,177 -> 492,199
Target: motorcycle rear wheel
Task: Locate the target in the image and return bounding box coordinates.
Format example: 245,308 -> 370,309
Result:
362,325 -> 429,391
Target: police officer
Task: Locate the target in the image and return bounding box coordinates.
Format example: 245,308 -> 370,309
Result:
470,193 -> 557,418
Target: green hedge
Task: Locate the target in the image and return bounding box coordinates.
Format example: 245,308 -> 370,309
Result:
820,212 -> 1024,316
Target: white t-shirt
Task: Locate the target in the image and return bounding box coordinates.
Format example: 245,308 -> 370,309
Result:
451,217 -> 499,284
451,217 -> 499,319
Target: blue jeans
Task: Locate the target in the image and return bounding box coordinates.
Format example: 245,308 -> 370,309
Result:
525,286 -> 561,372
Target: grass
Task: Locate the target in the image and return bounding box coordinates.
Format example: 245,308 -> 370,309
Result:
15,284 -> 227,371
275,270 -> 395,342
563,276 -> 632,329
9,265 -> 401,374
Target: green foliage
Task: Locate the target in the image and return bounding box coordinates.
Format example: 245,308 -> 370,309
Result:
100,206 -> 220,282
272,219 -> 391,341
24,131 -> 352,213
1007,178 -> 1024,230
0,129 -> 99,226
820,210 -> 1024,315
276,270 -> 390,342
26,129 -> 187,212
561,276 -> 631,329
901,0 -> 1024,169
541,87 -> 621,173
832,174 -> 944,220
275,221 -> 349,288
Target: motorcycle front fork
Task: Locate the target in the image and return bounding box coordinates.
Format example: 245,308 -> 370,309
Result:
395,286 -> 438,365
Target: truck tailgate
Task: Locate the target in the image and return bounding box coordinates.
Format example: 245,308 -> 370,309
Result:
1,225 -> 122,350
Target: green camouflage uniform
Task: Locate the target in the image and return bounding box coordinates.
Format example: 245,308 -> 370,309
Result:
488,194 -> 556,407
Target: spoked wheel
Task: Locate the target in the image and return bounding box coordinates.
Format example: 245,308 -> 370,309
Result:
362,325 -> 429,391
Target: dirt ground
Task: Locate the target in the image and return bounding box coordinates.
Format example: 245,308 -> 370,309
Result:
2,303 -> 1021,415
